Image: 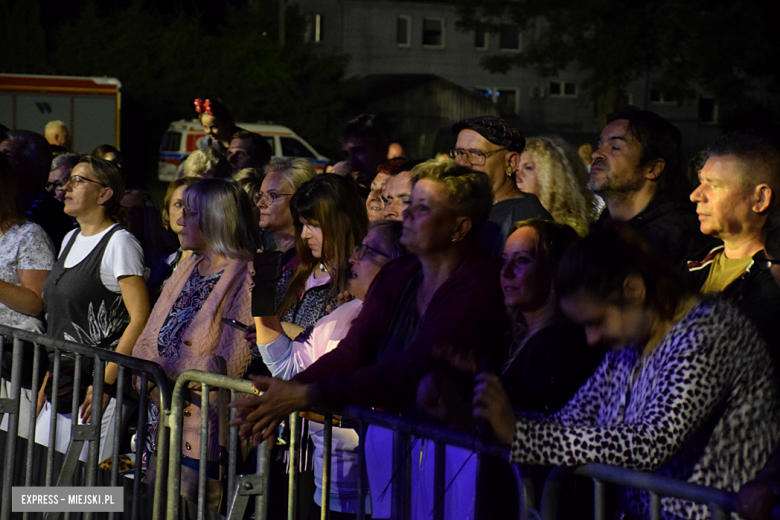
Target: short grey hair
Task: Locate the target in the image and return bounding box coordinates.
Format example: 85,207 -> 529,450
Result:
182,178 -> 258,259
264,158 -> 316,190
51,153 -> 80,172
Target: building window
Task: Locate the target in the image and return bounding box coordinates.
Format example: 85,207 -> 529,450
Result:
549,81 -> 577,97
397,16 -> 411,47
499,25 -> 520,50
650,89 -> 677,104
304,14 -> 322,43
474,25 -> 487,50
423,18 -> 444,47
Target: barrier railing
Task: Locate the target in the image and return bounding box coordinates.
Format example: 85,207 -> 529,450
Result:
163,370 -> 780,520
0,325 -> 171,520
164,370 -> 531,520
164,370 -> 268,520
540,463 -> 739,520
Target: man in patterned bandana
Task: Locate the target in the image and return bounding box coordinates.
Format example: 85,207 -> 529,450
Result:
451,116 -> 551,256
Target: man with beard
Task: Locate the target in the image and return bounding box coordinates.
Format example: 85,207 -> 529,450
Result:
589,106 -> 713,266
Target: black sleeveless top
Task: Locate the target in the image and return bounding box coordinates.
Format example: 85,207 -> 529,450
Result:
42,226 -> 131,409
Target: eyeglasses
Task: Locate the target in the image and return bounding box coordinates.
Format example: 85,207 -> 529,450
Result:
254,191 -> 293,205
449,147 -> 507,167
45,179 -> 68,191
64,175 -> 107,189
182,207 -> 199,219
754,253 -> 780,270
353,243 -> 389,261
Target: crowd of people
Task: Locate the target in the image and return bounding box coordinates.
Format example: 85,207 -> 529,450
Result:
2,100 -> 780,520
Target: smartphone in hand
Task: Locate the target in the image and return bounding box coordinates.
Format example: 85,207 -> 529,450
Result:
221,318 -> 255,333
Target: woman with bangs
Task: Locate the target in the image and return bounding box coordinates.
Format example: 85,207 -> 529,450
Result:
514,136 -> 597,237
133,178 -> 258,516
277,174 -> 369,329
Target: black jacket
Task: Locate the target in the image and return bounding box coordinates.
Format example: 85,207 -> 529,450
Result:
681,243 -> 780,389
594,190 -> 717,268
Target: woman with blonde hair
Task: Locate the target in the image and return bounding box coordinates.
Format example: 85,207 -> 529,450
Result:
177,147 -> 232,180
133,178 -> 258,514
256,158 -> 316,254
515,136 -> 597,236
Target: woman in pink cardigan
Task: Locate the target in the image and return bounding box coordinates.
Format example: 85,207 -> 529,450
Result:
133,179 -> 258,515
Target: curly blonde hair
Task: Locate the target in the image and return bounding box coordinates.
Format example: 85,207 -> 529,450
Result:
521,137 -> 597,237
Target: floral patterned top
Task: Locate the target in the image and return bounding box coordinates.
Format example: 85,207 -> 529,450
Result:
0,222 -> 55,330
145,266 -> 222,455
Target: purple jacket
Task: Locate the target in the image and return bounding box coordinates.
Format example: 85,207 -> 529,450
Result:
294,248 -> 508,412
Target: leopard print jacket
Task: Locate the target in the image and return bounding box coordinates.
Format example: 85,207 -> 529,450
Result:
511,298 -> 780,519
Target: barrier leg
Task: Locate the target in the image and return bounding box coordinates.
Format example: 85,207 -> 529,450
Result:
288,413 -> 300,520
0,338 -> 24,520
593,479 -> 605,520
256,438 -> 271,519
198,383 -> 210,520
356,421 -> 368,520
390,431 -> 411,520
46,351 -> 61,488
321,413 -> 333,520
432,442 -> 445,520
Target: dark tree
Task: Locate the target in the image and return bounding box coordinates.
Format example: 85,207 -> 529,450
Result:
455,0 -> 780,127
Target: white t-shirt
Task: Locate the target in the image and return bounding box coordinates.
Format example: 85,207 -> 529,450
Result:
59,225 -> 145,293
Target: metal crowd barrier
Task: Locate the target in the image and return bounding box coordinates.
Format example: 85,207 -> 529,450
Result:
540,463 -> 739,520
163,370 -> 529,520
164,370 -> 268,520
163,369 -> 778,520
0,324 -> 171,520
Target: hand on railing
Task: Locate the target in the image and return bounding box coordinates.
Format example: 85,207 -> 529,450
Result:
229,374 -> 312,446
472,373 -> 516,446
80,384 -> 110,424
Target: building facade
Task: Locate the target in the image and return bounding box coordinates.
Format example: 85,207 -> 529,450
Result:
294,0 -> 724,154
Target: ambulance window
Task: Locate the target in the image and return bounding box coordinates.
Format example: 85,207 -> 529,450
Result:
162,131 -> 182,152
281,137 -> 315,158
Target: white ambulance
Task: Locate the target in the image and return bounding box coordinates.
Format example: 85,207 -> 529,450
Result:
158,119 -> 329,181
